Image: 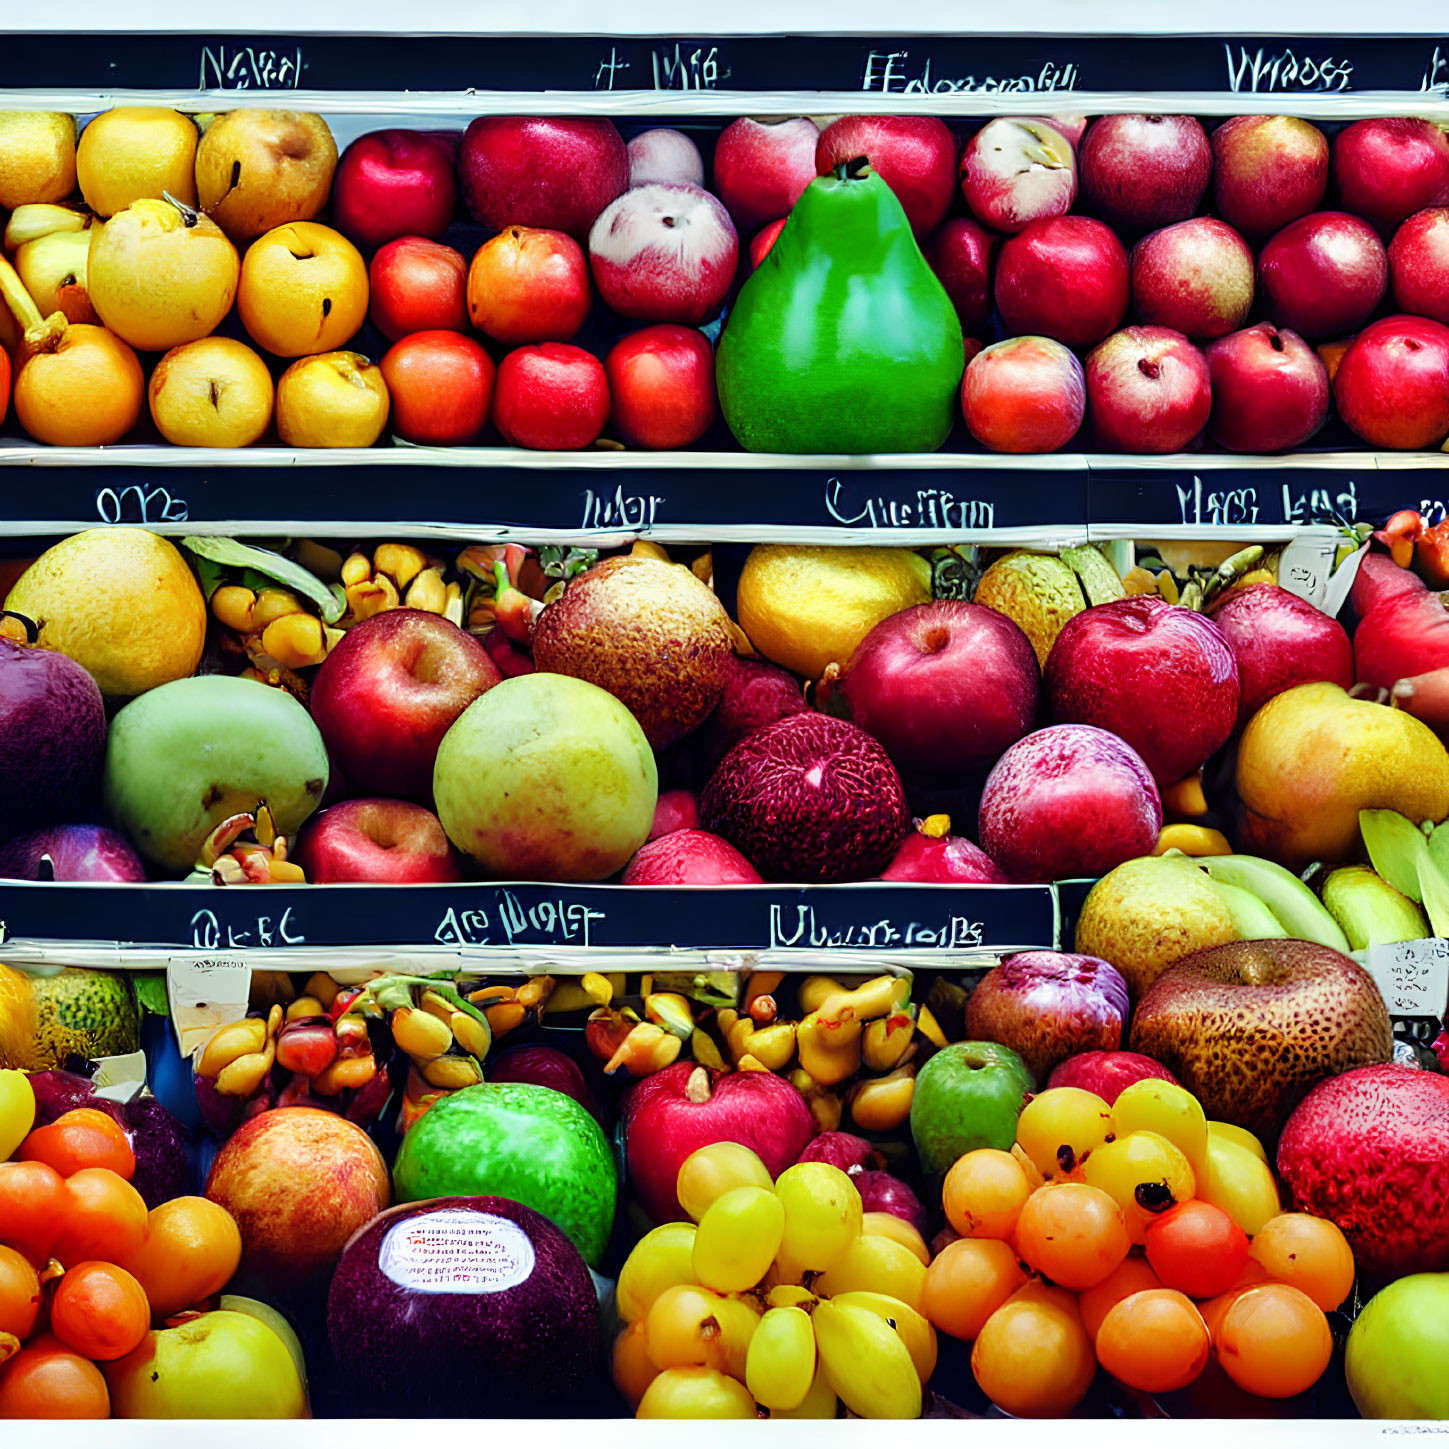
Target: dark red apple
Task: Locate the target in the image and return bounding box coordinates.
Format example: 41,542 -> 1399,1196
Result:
1131,218 -> 1254,340
492,343 -> 610,450
1045,596 -> 1239,785
488,1044 -> 600,1121
292,797 -> 462,883
648,788 -> 698,841
959,118 -> 1077,234
926,217 -> 996,336
1211,115 -> 1329,240
1085,326 -> 1211,453
466,226 -> 591,347
331,129 -> 458,250
604,323 -> 717,450
1389,207 -> 1449,323
687,655 -> 809,782
379,330 -> 495,445
1204,322 -> 1330,453
853,1170 -> 929,1238
621,1061 -> 814,1223
796,1131 -> 881,1172
814,115 -> 957,235
880,821 -> 1007,883
977,723 -> 1163,883
1047,1049 -> 1181,1103
961,336 -> 1085,453
1333,314 -> 1449,449
369,236 -> 468,343
711,117 -> 820,235
1333,117 -> 1449,234
620,829 -> 762,884
0,823 -> 145,882
1258,212 -> 1388,340
748,218 -> 787,270
459,116 -> 628,239
995,216 -> 1129,350
1079,114 -> 1212,234
310,608 -> 501,801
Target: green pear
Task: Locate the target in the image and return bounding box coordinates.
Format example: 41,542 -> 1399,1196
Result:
1321,865 -> 1428,950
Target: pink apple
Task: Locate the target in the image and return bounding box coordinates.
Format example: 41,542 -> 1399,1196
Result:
711,117 -> 820,236
292,797 -> 462,883
1079,114 -> 1212,234
961,335 -> 1085,453
627,127 -> 705,188
1390,207 -> 1449,323
604,323 -> 717,450
1130,217 -> 1254,340
492,343 -> 610,450
1208,583 -> 1354,726
1333,314 -> 1449,449
1044,596 -> 1240,785
995,216 -> 1129,349
368,237 -> 468,343
0,824 -> 145,882
1211,115 -> 1329,240
1258,211 -> 1388,339
1047,1049 -> 1181,1103
1085,325 -> 1212,453
588,184 -> 737,326
648,788 -> 699,841
310,608 -> 501,801
1333,117 -> 1449,234
331,129 -> 458,250
620,829 -> 763,884
1204,321 -> 1330,453
466,226 -> 590,346
1353,552 -> 1427,620
959,118 -> 1077,234
853,1171 -> 928,1238
926,217 -> 996,336
880,821 -> 1007,883
748,218 -> 787,270
814,115 -> 957,235
459,116 -> 628,239
977,724 -> 1163,883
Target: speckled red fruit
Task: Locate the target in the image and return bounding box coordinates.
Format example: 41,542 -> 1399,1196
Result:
604,324 -> 717,450
1047,1050 -> 1180,1103
815,115 -> 957,235
1258,213 -> 1387,340
1277,1063 -> 1449,1278
1333,117 -> 1449,234
1333,315 -> 1449,450
493,343 -> 610,451
1079,114 -> 1212,234
380,330 -> 496,445
880,824 -> 1007,883
1130,218 -> 1255,340
621,829 -> 762,885
995,217 -> 1129,349
687,655 -> 809,783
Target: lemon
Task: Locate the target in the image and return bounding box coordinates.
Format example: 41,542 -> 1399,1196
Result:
6,527 -> 206,697
735,544 -> 932,680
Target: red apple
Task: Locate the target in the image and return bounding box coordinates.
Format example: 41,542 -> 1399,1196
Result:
0,823 -> 145,882
331,129 -> 458,250
1079,115 -> 1212,234
1354,550 -> 1429,617
620,829 -> 763,884
369,236 -> 467,343
815,115 -> 957,235
1208,584 -> 1355,726
1045,596 -> 1240,786
1354,584 -> 1449,690
466,226 -> 590,346
1391,208 -> 1449,323
880,822 -> 1007,883
926,217 -> 996,336
1085,325 -> 1212,453
977,723 -> 1163,883
995,216 -> 1129,349
1258,212 -> 1388,340
621,1062 -> 814,1223
797,1132 -> 881,1172
749,218 -> 787,270
1211,115 -> 1329,240
1334,314 -> 1449,449
459,116 -> 628,239
627,128 -> 705,188
961,335 -> 1085,453
1047,1049 -> 1181,1103
493,343 -> 610,450
588,184 -> 737,325
1204,322 -> 1330,453
1333,117 -> 1449,234
310,608 -> 501,801
604,323 -> 716,450
1131,218 -> 1254,340
488,1044 -> 600,1121
959,118 -> 1077,234
380,330 -> 496,445
711,117 -> 820,236
647,788 -> 698,841
292,797 -> 462,884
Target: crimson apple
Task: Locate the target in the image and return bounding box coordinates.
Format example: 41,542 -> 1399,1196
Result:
748,218 -> 787,270
331,129 -> 458,250
604,323 -> 716,450
961,335 -> 1085,453
466,226 -> 590,346
1130,218 -> 1254,340
1390,208 -> 1449,324
310,608 -> 501,801
292,797 -> 462,883
489,1044 -> 601,1120
380,330 -> 496,446
995,216 -> 1128,349
1353,551 -> 1427,619
815,115 -> 957,235
620,829 -> 762,884
459,116 -> 628,239
1204,322 -> 1330,453
959,118 -> 1077,234
621,1062 -> 814,1223
368,237 -> 467,343
627,127 -> 705,188
1334,314 -> 1449,449
926,217 -> 996,336
796,1131 -> 881,1172
880,822 -> 1007,883
1333,117 -> 1449,234
1211,115 -> 1328,240
1047,1049 -> 1181,1103
493,343 -> 610,450
1354,584 -> 1449,690
1045,596 -> 1239,786
647,788 -> 698,841
853,1170 -> 929,1237
1085,325 -> 1212,453
1079,114 -> 1212,234
977,723 -> 1162,883
1258,212 -> 1388,339
0,823 -> 145,882
711,117 -> 820,235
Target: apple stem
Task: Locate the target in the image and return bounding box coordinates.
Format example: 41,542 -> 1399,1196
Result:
685,1065 -> 712,1103
163,190 -> 201,228
834,156 -> 872,183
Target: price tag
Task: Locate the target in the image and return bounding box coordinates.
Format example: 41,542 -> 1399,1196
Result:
1365,938 -> 1449,1018
1277,533 -> 1340,610
90,1051 -> 148,1105
166,956 -> 251,1057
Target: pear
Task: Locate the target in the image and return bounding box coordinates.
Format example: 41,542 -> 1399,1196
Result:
1321,865 -> 1428,950
195,111 -> 338,242
0,112 -> 77,209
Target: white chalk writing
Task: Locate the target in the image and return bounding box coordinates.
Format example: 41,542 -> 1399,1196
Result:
825,476 -> 995,530
189,907 -> 304,949
581,486 -> 665,530
862,49 -> 1079,94
769,903 -> 984,951
97,485 -> 189,525
1224,46 -> 1353,92
199,44 -> 304,89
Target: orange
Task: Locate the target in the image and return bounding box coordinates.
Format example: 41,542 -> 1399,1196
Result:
922,1238 -> 1026,1341
13,323 -> 143,446
1214,1283 -> 1333,1399
53,1169 -> 147,1267
113,1196 -> 242,1318
1077,1253 -> 1164,1342
0,1160 -> 66,1259
942,1149 -> 1033,1241
18,1108 -> 135,1179
237,221 -> 368,357
0,1245 -> 41,1341
0,1334 -> 110,1418
50,1262 -> 150,1361
971,1287 -> 1096,1417
1096,1288 -> 1210,1394
1247,1212 -> 1356,1313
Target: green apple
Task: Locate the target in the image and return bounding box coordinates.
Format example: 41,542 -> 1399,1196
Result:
1346,1272 -> 1449,1418
909,1040 -> 1036,1174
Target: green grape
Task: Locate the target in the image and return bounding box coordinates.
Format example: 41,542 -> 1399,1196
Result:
694,1185 -> 786,1292
617,1222 -> 699,1323
812,1232 -> 929,1314
744,1305 -> 816,1411
1015,1086 -> 1113,1179
677,1141 -> 775,1223
774,1162 -> 863,1274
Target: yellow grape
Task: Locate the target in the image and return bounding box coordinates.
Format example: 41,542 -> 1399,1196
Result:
613,1321 -> 660,1408
1111,1081 -> 1208,1181
1198,1134 -> 1281,1236
744,1305 -> 816,1411
637,1367 -> 758,1419
1208,1120 -> 1268,1163
617,1223 -> 699,1323
774,1162 -> 863,1275
1081,1130 -> 1196,1245
813,1233 -> 928,1313
645,1285 -> 760,1378
677,1142 -> 775,1222
1015,1087 -> 1113,1179
862,1211 -> 930,1265
771,1360 -> 838,1419
694,1186 -> 786,1292
829,1290 -> 938,1383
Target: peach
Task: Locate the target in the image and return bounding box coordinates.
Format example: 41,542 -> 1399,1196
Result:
467,225 -> 590,345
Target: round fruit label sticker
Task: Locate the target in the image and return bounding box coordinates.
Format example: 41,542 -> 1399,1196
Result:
379,1210 -> 536,1295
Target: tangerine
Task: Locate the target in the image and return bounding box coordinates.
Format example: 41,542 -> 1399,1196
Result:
50,1261 -> 150,1362
1096,1288 -> 1211,1394
922,1237 -> 1026,1341
53,1169 -> 147,1267
113,1196 -> 242,1318
0,1245 -> 41,1342
1247,1213 -> 1356,1313
1214,1283 -> 1333,1399
18,1108 -> 135,1179
942,1148 -> 1032,1240
0,1160 -> 65,1258
0,1334 -> 110,1418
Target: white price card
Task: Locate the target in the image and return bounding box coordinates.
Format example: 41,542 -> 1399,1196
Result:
90,1051 -> 147,1104
1277,533 -> 1340,612
166,956 -> 251,1056
1366,937 -> 1449,1018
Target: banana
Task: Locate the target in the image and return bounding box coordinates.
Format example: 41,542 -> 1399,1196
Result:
1208,879 -> 1289,940
812,1298 -> 922,1420
827,1291 -> 936,1384
744,1306 -> 816,1412
1197,854 -> 1350,952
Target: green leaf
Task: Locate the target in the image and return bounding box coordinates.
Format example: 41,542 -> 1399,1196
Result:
1360,809 -> 1428,902
183,537 -> 345,624
1414,832 -> 1449,937
131,971 -> 170,1017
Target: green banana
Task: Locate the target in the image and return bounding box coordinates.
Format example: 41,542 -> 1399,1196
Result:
745,1306 -> 815,1412
1208,879 -> 1289,940
1197,855 -> 1350,952
812,1298 -> 922,1420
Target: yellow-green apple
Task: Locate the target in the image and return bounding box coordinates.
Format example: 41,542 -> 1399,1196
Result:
1333,314 -> 1449,449
1204,322 -> 1329,452
910,1041 -> 1036,1172
604,323 -> 717,450
369,236 -> 467,342
815,115 -> 957,235
0,824 -> 145,882
627,127 -> 704,188
959,118 -> 1077,234
1047,1049 -> 1181,1103
1131,218 -> 1254,339
995,216 -> 1128,349
1211,116 -> 1329,239
1333,117 -> 1449,234
1347,1272 -> 1449,1417
1085,326 -> 1212,453
331,129 -> 457,249
1389,207 -> 1449,322
1258,212 -> 1387,339
492,343 -> 609,450
380,330 -> 495,445
961,335 -> 1085,453
926,217 -> 996,335
712,117 -> 819,235
1079,115 -> 1211,234
881,820 -> 1007,882
466,226 -> 590,346
621,829 -> 762,884
292,798 -> 462,883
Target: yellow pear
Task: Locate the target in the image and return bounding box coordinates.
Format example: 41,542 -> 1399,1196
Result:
0,112 -> 77,209
14,223 -> 95,321
195,111 -> 338,242
76,107 -> 198,217
974,552 -> 1086,667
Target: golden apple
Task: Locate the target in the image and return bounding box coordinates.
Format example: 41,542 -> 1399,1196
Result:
237,221 -> 367,357
195,111 -> 337,242
0,112 -> 77,209
76,107 -> 198,217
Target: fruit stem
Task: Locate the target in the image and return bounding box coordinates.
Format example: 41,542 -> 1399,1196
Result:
0,251 -> 65,356
833,155 -> 872,183
684,1065 -> 712,1103
163,189 -> 201,228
